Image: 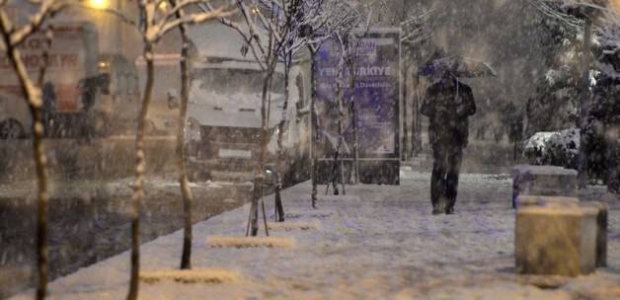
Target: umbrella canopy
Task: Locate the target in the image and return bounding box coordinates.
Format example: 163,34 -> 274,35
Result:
418,55 -> 497,79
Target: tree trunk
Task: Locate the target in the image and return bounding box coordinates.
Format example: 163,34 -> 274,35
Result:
347,43 -> 359,185
251,68 -> 274,235
326,150 -> 340,195
335,37 -> 347,195
174,6 -> 194,270
352,99 -> 359,184
309,49 -> 319,208
127,42 -> 155,300
402,69 -> 408,161
578,19 -> 592,189
33,100 -> 49,300
338,98 -> 346,195
0,17 -> 51,299
9,47 -> 49,300
513,141 -> 518,162
250,48 -> 277,236
274,53 -> 292,223
274,172 -> 285,221
412,75 -> 422,156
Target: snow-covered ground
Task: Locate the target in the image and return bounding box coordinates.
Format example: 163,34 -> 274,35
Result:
8,170 -> 620,299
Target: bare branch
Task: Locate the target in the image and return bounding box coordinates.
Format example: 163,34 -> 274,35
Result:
11,0 -> 71,46
197,2 -> 267,70
152,6 -> 237,42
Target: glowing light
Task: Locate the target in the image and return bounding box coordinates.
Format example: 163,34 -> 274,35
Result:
613,0 -> 620,12
89,0 -> 108,9
158,1 -> 169,12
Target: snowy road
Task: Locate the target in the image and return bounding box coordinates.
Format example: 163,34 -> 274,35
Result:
8,171 -> 620,299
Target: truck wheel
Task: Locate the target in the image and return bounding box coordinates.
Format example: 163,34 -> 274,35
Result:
0,118 -> 25,139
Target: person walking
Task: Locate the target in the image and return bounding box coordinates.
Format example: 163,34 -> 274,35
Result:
421,72 -> 476,214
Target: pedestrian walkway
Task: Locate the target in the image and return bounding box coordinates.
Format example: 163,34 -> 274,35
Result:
9,171 -> 620,299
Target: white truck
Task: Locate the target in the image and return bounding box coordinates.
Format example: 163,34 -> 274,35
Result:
185,23 -> 312,183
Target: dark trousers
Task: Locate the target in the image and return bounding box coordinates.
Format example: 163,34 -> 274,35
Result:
431,143 -> 463,212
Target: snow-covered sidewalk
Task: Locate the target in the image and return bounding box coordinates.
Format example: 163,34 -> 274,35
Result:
9,171 -> 620,299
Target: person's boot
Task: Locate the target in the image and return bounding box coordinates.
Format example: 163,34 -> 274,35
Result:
432,201 -> 446,215
445,206 -> 454,215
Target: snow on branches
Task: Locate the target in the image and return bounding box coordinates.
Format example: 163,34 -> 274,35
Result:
138,0 -> 236,43
532,0 -> 620,77
127,1 -> 238,299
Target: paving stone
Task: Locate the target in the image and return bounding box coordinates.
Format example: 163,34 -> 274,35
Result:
516,205 -> 598,277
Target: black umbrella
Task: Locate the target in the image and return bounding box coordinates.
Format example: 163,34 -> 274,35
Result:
418,55 -> 496,79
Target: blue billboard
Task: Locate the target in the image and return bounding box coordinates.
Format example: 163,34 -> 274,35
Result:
315,28 -> 401,184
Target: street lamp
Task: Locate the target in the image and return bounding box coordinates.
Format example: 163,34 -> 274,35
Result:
89,0 -> 109,10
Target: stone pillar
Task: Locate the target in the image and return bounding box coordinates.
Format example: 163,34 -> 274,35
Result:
512,165 -> 578,208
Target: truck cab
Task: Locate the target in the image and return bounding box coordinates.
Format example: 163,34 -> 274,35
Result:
184,22 -> 311,183
185,58 -> 311,183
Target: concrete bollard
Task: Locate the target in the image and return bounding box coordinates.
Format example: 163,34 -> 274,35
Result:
516,205 -> 598,277
512,165 -> 578,208
516,195 -> 608,269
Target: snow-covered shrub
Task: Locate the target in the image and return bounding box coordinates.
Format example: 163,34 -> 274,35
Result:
524,128 -> 579,168
523,125 -> 610,183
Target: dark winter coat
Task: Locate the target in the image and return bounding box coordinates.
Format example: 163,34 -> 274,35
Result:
420,79 -> 476,147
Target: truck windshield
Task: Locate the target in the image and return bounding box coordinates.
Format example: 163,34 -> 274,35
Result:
190,68 -> 285,106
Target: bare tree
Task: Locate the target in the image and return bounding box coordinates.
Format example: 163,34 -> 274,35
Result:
198,1 -> 275,234
399,4 -> 438,159
318,2 -> 371,195
167,0 -> 194,271
531,0 -> 612,188
0,1 -> 74,299
244,1 -> 280,236
339,9 -> 375,187
204,0 -> 314,234
332,33 -> 348,195
304,0 -> 367,205
127,2 -> 235,299
254,0 -> 327,221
